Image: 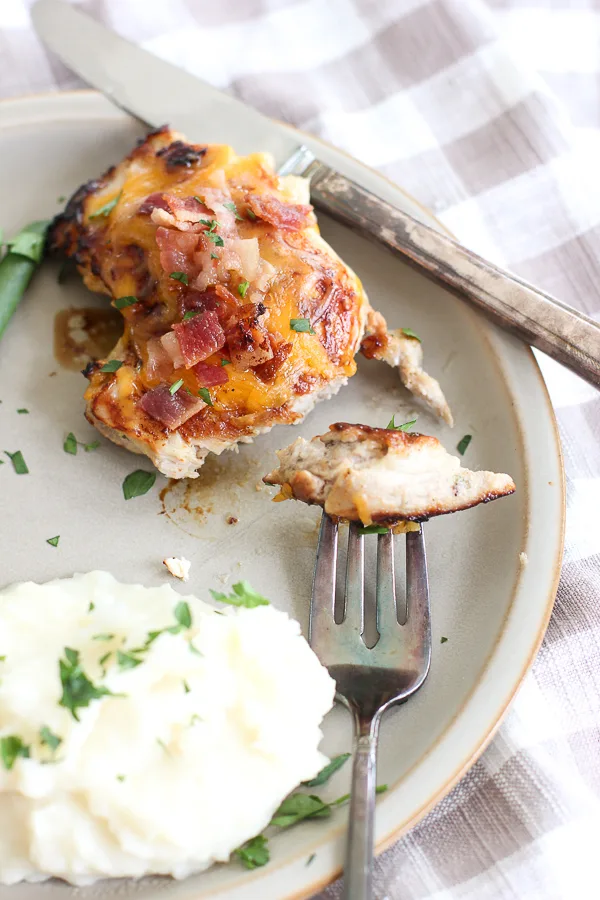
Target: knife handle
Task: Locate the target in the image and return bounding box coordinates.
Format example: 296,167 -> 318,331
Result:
298,158 -> 600,388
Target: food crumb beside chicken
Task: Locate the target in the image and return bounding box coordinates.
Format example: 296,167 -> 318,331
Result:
163,556 -> 191,581
264,422 -> 515,526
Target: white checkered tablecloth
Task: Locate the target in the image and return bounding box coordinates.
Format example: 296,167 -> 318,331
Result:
2,1 -> 600,898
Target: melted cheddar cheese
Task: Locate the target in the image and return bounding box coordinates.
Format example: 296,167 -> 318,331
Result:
49,128 -> 370,476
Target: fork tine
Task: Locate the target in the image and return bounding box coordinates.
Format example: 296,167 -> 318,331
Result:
404,526 -> 432,671
376,531 -> 398,634
309,513 -> 338,647
343,522 -> 365,635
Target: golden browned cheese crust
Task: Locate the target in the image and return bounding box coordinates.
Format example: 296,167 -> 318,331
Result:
49,129 -> 369,474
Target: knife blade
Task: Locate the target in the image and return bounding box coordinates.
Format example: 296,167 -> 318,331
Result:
31,0 -> 600,387
31,0 -> 301,164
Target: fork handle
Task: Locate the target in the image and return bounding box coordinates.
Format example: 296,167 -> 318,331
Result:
343,715 -> 380,900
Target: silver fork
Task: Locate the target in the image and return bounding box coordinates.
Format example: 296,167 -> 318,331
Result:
310,515 -> 432,900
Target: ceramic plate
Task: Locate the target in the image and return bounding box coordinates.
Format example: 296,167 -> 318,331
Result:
0,91 -> 564,900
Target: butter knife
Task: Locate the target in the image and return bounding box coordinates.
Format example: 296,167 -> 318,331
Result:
32,0 -> 600,388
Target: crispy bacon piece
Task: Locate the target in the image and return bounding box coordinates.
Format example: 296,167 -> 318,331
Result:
172,310 -> 225,367
138,193 -> 172,215
155,227 -> 199,278
150,196 -> 211,234
226,303 -> 274,371
138,384 -> 206,429
179,285 -> 239,330
146,337 -> 174,382
254,338 -> 293,382
193,361 -> 229,386
247,194 -> 313,232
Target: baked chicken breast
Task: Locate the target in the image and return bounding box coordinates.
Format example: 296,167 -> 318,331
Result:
49,128 -> 451,478
263,423 -> 515,524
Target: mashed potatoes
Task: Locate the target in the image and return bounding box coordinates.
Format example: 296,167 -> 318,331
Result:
0,571 -> 335,884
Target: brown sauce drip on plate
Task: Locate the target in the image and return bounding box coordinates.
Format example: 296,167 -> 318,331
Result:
54,307 -> 123,371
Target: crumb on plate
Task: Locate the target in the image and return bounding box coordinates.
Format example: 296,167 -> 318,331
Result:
163,556 -> 191,581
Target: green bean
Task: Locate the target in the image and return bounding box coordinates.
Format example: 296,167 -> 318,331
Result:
0,220 -> 50,340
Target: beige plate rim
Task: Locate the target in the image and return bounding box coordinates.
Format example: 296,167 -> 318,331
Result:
0,89 -> 566,900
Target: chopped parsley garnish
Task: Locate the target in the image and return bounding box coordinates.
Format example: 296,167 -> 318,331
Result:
116,650 -> 144,670
127,602 -> 194,660
198,387 -> 213,406
357,524 -> 389,535
183,309 -> 202,321
92,633 -> 114,641
46,535 -> 60,547
64,432 -> 78,455
270,793 -> 331,827
210,580 -> 269,608
234,834 -> 270,870
99,360 -> 123,373
0,735 -> 30,770
193,196 -> 203,204
58,647 -> 115,721
440,636 -> 449,644
116,774 -> 126,782
88,602 -> 95,612
206,232 -> 224,247
376,784 -> 388,794
221,358 -> 230,366
57,195 -> 66,203
169,271 -> 189,285
290,317 -> 315,334
387,415 -> 417,432
39,725 -> 62,753
401,328 -> 421,342
114,295 -> 138,309
199,219 -> 219,232
4,450 -> 28,474
64,432 -> 100,455
122,469 -> 156,500
89,191 -> 122,220
247,209 -> 257,220
183,680 -> 191,693
223,201 -> 242,220
302,753 -> 351,787
306,853 -> 316,866
210,252 -> 219,259
174,600 -> 193,629
17,408 -> 28,414
169,378 -> 184,395
456,434 -> 472,455
98,651 -> 112,672
238,280 -> 250,298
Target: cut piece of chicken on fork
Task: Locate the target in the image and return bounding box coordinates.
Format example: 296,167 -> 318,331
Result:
265,421 -> 515,899
263,422 -> 515,525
